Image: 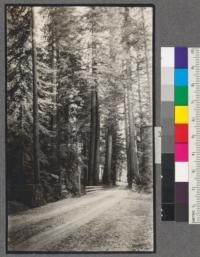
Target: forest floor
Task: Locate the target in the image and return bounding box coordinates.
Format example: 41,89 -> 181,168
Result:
8,184 -> 154,252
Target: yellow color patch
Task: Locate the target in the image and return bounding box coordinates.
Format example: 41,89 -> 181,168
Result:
175,106 -> 188,124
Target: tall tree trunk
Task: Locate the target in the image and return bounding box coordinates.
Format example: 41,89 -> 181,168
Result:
124,7 -> 139,187
103,10 -> 117,186
88,7 -> 100,185
136,51 -> 143,125
111,128 -> 117,185
82,133 -> 88,187
124,92 -> 131,184
20,103 -> 24,181
88,91 -> 96,185
103,128 -> 113,185
141,8 -> 151,111
127,84 -> 135,187
32,8 -> 40,184
93,91 -> 100,184
55,46 -> 63,196
127,69 -> 139,180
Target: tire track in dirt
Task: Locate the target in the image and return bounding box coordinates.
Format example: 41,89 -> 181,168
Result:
10,189 -> 129,251
8,188 -> 113,230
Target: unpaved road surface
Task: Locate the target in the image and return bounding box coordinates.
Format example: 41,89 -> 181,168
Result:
8,185 -> 153,252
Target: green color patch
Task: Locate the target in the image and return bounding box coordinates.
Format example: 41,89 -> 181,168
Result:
175,87 -> 188,105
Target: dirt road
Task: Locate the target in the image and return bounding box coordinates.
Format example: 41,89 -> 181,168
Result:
8,185 -> 153,252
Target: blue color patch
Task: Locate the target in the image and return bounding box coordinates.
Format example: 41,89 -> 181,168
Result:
175,69 -> 188,86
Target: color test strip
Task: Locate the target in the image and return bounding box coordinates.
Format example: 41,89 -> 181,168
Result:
175,47 -> 189,222
161,47 -> 175,221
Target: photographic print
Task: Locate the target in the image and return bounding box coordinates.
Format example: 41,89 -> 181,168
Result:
6,5 -> 154,252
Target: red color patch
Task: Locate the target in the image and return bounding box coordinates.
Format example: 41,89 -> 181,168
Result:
175,124 -> 188,143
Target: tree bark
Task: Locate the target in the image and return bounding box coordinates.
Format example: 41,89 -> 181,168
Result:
88,91 -> 97,185
141,8 -> 151,111
103,128 -> 113,185
124,92 -> 131,184
104,9 -> 117,186
93,91 -> 100,184
111,128 -> 117,186
127,85 -> 135,187
136,51 -> 143,124
124,7 -> 139,187
82,133 -> 88,187
32,7 -> 40,184
88,7 -> 100,185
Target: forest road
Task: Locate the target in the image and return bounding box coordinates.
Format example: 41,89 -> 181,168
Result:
8,185 -> 153,252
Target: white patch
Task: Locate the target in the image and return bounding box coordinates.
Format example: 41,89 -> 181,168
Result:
161,47 -> 174,68
175,162 -> 188,182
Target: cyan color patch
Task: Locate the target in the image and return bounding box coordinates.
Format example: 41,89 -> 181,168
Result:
175,68 -> 188,86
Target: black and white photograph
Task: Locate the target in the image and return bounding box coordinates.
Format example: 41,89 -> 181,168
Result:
6,5 -> 154,252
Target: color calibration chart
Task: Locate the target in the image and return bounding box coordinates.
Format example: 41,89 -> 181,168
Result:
161,47 -> 200,224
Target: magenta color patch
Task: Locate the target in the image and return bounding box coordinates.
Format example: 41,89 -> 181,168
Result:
175,143 -> 188,161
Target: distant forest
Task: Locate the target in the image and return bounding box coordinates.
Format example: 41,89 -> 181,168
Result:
6,6 -> 153,207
